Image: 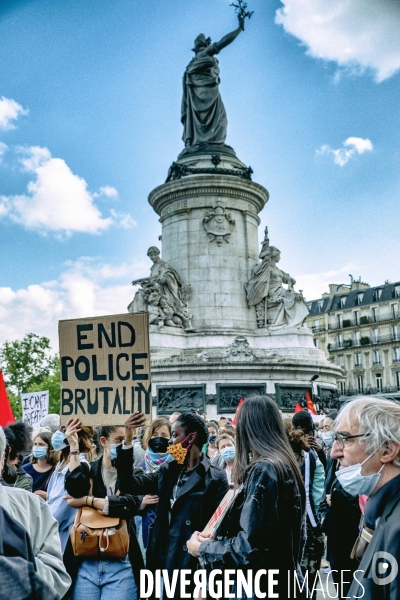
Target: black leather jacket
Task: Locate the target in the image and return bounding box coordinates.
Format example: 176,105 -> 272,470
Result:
199,459 -> 307,598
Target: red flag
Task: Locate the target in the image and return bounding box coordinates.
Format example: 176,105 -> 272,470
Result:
0,370 -> 15,426
305,390 -> 317,415
294,403 -> 303,413
232,398 -> 244,427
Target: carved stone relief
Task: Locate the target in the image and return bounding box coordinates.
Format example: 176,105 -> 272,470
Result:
274,384 -> 313,412
223,336 -> 254,361
157,385 -> 205,414
216,384 -> 266,413
203,202 -> 235,245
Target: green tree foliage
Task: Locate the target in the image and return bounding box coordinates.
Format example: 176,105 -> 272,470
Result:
28,357 -> 61,415
0,334 -> 59,418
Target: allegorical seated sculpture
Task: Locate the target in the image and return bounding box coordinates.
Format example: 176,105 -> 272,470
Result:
245,230 -> 309,329
129,246 -> 192,330
180,14 -> 245,155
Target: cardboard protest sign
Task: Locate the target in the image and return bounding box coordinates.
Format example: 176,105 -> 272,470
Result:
21,390 -> 49,428
201,485 -> 243,538
59,312 -> 151,426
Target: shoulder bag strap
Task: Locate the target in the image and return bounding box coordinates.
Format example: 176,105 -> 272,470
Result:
43,466 -> 55,492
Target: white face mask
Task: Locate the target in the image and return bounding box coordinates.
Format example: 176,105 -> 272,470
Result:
335,452 -> 385,497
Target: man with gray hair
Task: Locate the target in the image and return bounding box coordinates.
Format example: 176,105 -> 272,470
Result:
331,397 -> 400,598
0,426 -> 71,598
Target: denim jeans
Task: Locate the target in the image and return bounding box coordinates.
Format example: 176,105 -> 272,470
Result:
72,556 -> 137,600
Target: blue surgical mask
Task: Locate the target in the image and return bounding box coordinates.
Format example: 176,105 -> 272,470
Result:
335,452 -> 384,497
320,432 -> 335,447
220,447 -> 236,463
209,434 -> 218,444
51,430 -> 68,451
32,447 -> 48,460
108,443 -> 119,460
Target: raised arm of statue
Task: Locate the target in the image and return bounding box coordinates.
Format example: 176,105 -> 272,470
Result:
207,17 -> 244,55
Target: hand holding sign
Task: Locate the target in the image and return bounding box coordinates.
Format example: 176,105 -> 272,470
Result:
124,411 -> 147,445
186,531 -> 202,557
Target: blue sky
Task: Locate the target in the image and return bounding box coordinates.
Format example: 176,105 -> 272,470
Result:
0,0 -> 399,348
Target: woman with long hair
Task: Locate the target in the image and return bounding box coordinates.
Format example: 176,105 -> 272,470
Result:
22,430 -> 59,499
187,395 -> 307,598
46,419 -> 93,554
63,422 -> 143,600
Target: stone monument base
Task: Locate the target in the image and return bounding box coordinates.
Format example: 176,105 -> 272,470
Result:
149,326 -> 342,418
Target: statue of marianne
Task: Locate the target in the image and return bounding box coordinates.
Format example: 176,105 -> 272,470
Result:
181,15 -> 245,153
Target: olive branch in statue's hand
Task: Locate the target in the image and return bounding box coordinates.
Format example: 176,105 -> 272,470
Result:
231,0 -> 254,29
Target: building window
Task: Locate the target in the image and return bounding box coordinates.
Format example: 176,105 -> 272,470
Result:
307,303 -> 312,312
339,381 -> 346,394
394,348 -> 400,362
356,293 -> 364,305
357,375 -> 364,393
392,325 -> 399,342
372,328 -> 379,344
313,338 -> 319,348
373,289 -> 382,302
318,300 -> 324,313
375,373 -> 383,391
354,331 -> 361,346
338,355 -> 345,367
313,319 -> 320,332
337,314 -> 342,328
354,310 -> 360,325
355,352 -> 362,366
392,304 -> 399,319
371,307 -> 378,323
340,296 -> 347,308
396,371 -> 400,390
337,334 -> 343,349
373,350 -> 381,364
395,286 -> 400,299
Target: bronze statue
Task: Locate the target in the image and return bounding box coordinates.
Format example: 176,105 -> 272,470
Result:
181,15 -> 246,154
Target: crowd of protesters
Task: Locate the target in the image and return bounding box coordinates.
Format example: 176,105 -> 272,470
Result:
1,394 -> 400,599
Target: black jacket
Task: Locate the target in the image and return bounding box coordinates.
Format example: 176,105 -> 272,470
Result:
64,456 -> 143,587
348,474 -> 400,600
198,459 -> 307,598
323,458 -> 361,555
116,446 -> 229,577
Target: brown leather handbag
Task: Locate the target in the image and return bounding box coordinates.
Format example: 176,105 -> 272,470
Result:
70,506 -> 129,558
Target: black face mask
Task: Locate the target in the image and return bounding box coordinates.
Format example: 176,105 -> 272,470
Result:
148,436 -> 169,454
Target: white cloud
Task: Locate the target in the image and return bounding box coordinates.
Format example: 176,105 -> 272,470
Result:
0,146 -> 135,235
295,263 -> 358,301
0,97 -> 28,130
0,142 -> 7,163
99,186 -> 118,198
275,0 -> 400,82
0,257 -> 149,348
317,137 -> 373,166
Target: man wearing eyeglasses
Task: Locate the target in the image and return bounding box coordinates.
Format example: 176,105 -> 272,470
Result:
330,397 -> 400,599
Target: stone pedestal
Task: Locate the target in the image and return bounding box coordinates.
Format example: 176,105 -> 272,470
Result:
149,154 -> 267,333
134,152 -> 342,415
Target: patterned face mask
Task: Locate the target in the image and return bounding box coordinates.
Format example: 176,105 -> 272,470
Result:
167,432 -> 197,464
